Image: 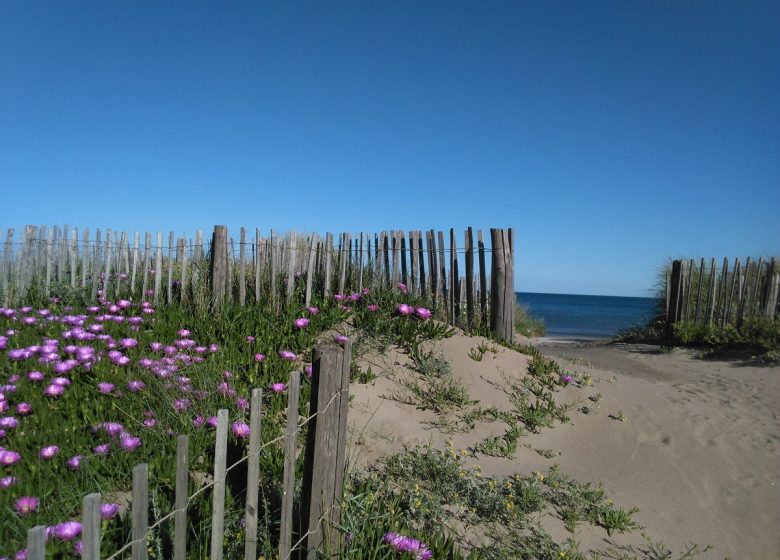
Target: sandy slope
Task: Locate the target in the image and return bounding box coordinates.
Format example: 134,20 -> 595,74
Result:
346,332 -> 780,559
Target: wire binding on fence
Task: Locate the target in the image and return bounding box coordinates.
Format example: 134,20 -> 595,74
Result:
102,384 -> 347,560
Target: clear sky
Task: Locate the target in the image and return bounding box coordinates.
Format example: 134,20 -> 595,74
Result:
1,1 -> 778,297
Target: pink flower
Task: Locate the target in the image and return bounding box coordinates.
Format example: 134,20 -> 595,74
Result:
93,443 -> 110,455
44,384 -> 64,397
254,353 -> 265,362
27,371 -> 44,382
334,335 -> 349,346
15,496 -> 38,515
415,307 -> 432,320
128,380 -> 146,392
0,449 -> 21,465
100,503 -> 120,519
0,475 -> 17,488
120,434 -> 141,452
39,445 -> 60,460
294,317 -> 310,329
15,403 -> 32,415
271,382 -> 287,393
246,335 -> 255,342
305,363 -> 313,378
367,304 -> 379,312
51,521 -> 82,541
178,329 -> 191,337
397,282 -> 408,294
66,455 -> 82,470
98,382 -> 115,394
232,421 -> 250,438
306,306 -> 319,315
397,304 -> 414,316
334,294 -> 346,302
278,350 -> 299,361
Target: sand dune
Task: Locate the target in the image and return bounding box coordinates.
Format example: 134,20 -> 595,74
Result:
347,332 -> 780,559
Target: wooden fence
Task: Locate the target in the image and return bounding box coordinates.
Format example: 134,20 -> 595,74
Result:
22,342 -> 351,560
0,225 -> 516,343
665,257 -> 780,333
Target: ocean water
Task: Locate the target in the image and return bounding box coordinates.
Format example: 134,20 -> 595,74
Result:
515,292 -> 660,339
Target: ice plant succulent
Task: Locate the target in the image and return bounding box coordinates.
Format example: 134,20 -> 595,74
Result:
15,496 -> 38,515
383,531 -> 432,559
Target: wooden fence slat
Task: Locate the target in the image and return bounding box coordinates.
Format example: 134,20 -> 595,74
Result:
130,231 -> 141,295
27,525 -> 47,560
91,229 -> 101,301
132,463 -> 149,560
239,227 -> 247,307
477,230 -> 487,327
417,231 -> 426,298
693,257 -> 705,324
451,229 -> 460,324
81,228 -> 89,289
166,231 -> 174,304
323,232 -> 333,298
270,230 -> 278,309
70,228 -> 78,288
338,233 -> 349,295
400,231 -> 408,286
279,370 -> 301,559
180,238 -> 188,304
174,435 -> 189,560
387,230 -> 396,286
103,228 -> 113,301
382,232 -> 390,287
301,344 -> 350,559
244,388 -> 264,560
465,227 -> 475,328
154,232 -> 163,304
255,228 -> 261,303
210,409 -> 229,560
82,492 -> 101,560
409,232 -> 417,294
437,231 -> 447,317
210,226 -> 228,309
286,231 -> 298,304
45,227 -> 53,297
193,229 -> 203,301
305,234 -> 317,306
428,230 -> 437,306
139,232 -> 149,298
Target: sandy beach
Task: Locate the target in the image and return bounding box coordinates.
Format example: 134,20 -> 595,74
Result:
347,332 -> 780,559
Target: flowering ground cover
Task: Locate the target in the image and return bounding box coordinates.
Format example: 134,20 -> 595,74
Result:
0,279 -> 454,559
0,277 -> 702,559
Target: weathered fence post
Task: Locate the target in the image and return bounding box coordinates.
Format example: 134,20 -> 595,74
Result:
26,525 -> 46,560
239,226 -> 247,307
279,370 -> 301,559
301,342 -> 351,558
174,435 -> 189,560
465,227 -> 475,329
477,229 -> 487,327
132,463 -> 149,560
82,492 -> 101,560
210,226 -> 228,308
489,229 -> 514,344
244,388 -> 264,560
666,260 -> 685,337
210,409 -> 229,560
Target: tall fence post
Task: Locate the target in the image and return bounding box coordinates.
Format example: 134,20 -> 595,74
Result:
82,492 -> 102,560
279,371 -> 301,559
301,342 -> 351,558
210,226 -> 228,308
489,229 -> 514,344
132,463 -> 149,560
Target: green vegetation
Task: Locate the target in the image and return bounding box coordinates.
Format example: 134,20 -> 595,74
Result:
514,302 -> 546,337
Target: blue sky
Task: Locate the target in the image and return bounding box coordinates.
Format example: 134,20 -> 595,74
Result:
1,1 -> 778,296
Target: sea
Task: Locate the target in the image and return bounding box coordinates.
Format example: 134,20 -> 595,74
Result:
515,292 -> 660,340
